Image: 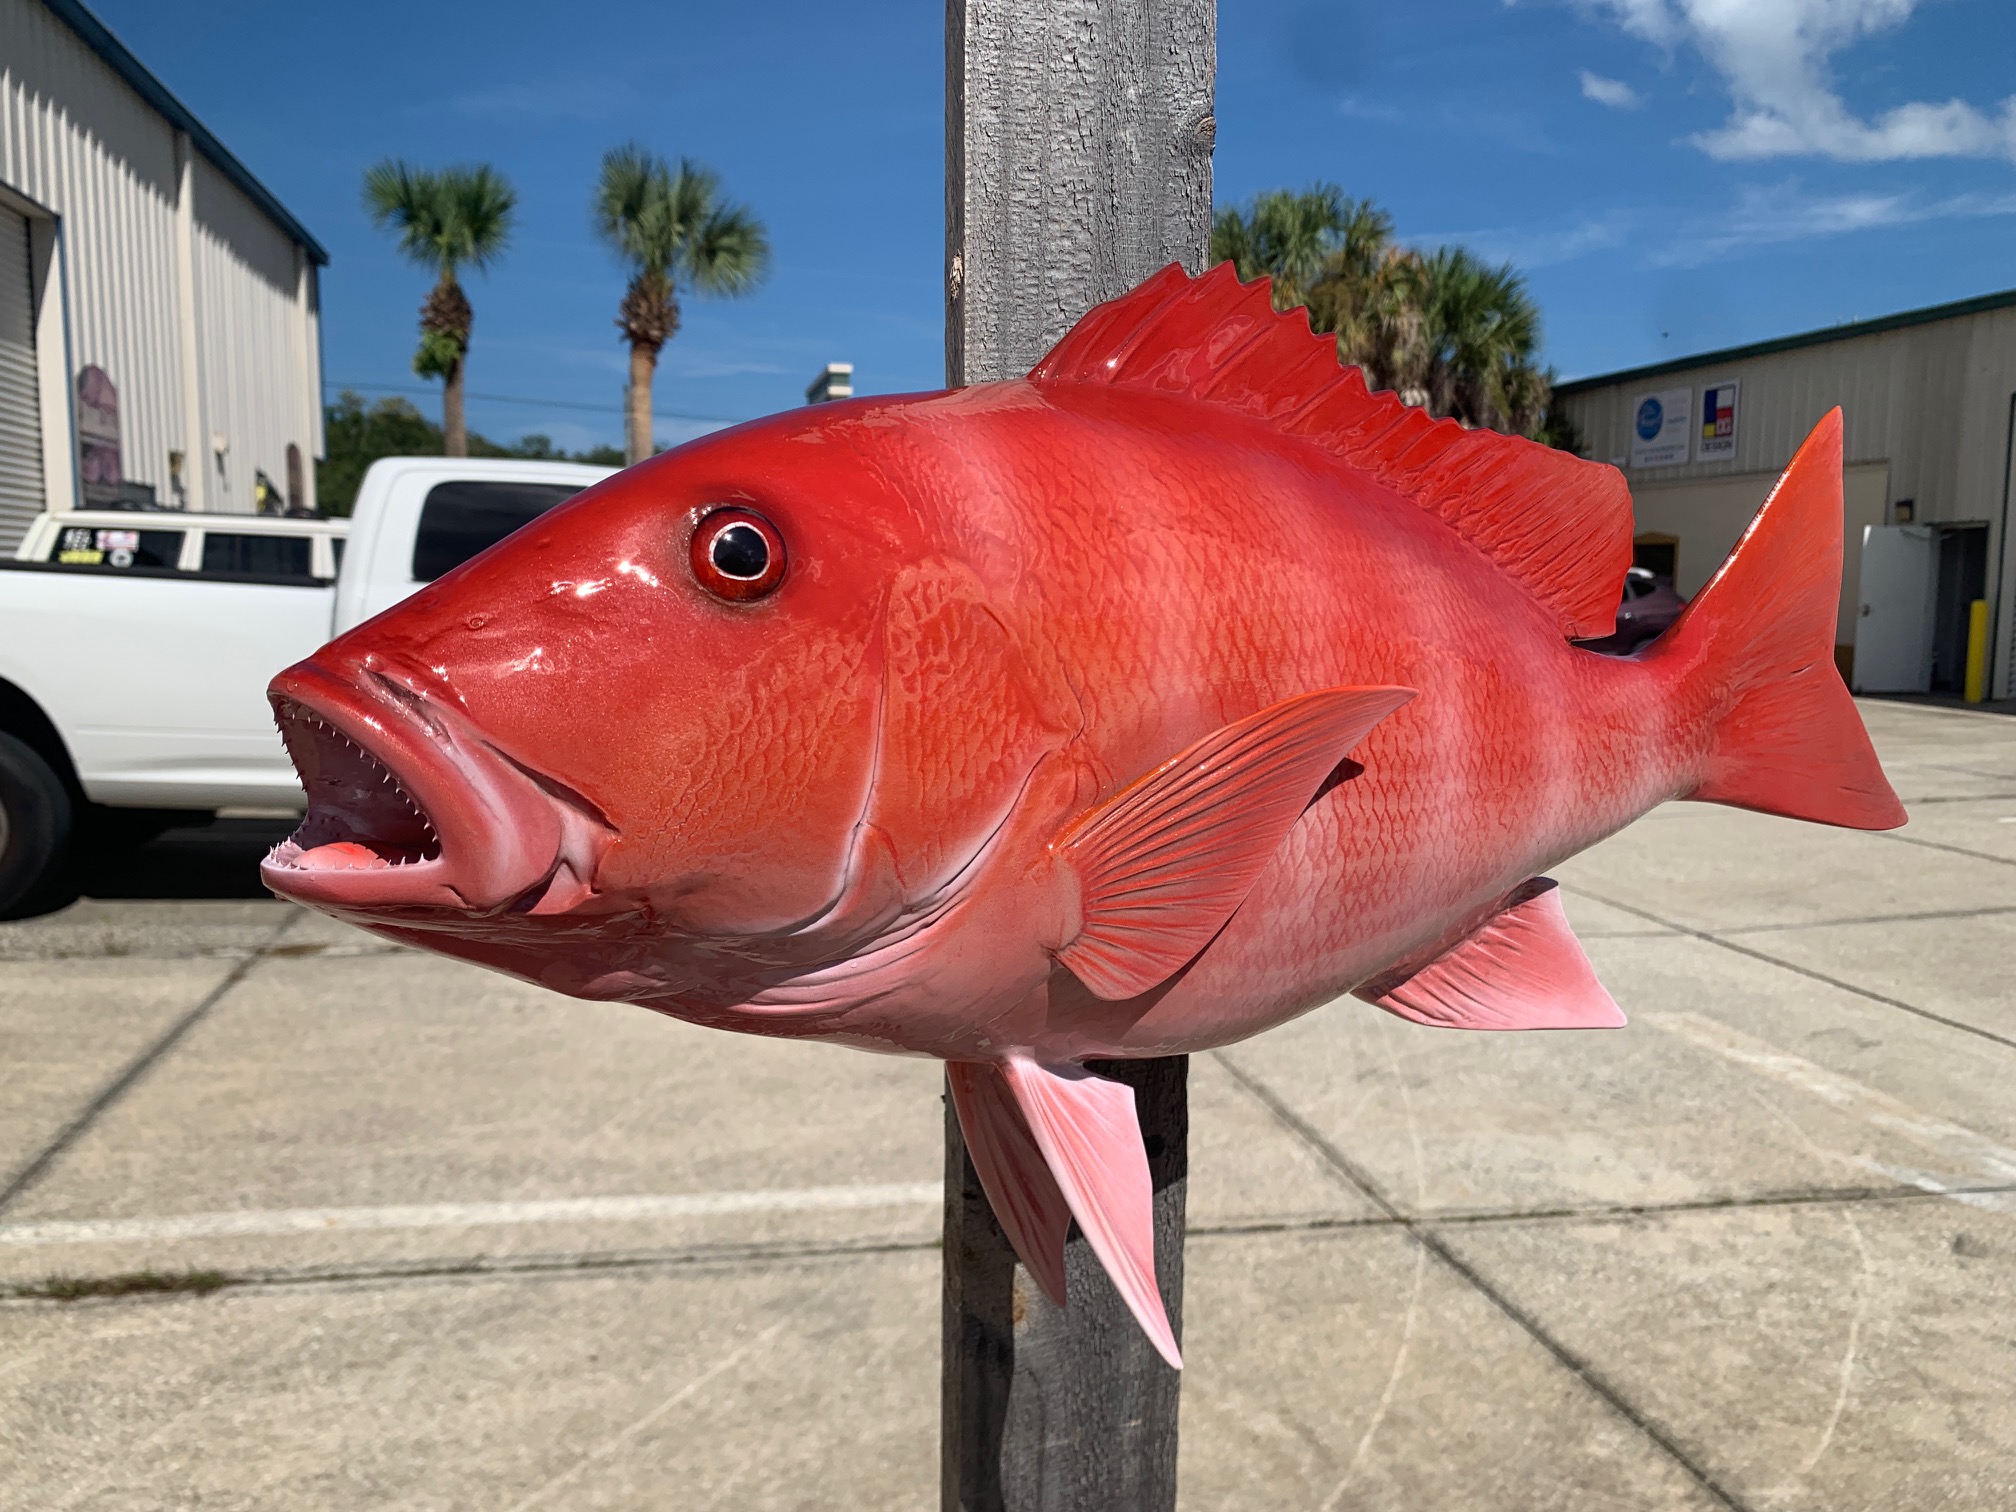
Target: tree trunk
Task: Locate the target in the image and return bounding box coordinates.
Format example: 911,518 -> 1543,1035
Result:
443,359 -> 467,458
626,343 -> 656,466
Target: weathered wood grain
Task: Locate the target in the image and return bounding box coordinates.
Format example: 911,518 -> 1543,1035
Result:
946,0 -> 1215,387
941,1058 -> 1190,1512
942,6 -> 1212,1503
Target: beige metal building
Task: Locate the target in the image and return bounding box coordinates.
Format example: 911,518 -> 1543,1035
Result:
0,0 -> 326,551
1556,289 -> 2016,700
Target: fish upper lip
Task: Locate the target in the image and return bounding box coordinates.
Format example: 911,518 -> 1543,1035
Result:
260,658 -> 569,916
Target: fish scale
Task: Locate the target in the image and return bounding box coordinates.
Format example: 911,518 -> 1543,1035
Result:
261,264 -> 1904,1369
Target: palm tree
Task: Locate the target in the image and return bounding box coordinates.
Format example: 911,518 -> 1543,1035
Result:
1213,188 -> 1562,444
1210,184 -> 1388,314
363,162 -> 516,458
594,146 -> 770,465
1399,248 -> 1549,434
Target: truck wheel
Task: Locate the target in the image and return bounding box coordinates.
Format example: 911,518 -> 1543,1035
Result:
0,732 -> 73,920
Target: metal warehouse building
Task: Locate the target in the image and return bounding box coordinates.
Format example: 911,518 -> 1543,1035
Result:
0,0 -> 326,552
1556,289 -> 2016,701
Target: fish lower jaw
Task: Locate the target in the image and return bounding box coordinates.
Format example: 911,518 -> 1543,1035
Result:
260,679 -> 571,917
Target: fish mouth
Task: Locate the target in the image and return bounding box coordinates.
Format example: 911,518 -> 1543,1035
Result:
260,659 -> 599,918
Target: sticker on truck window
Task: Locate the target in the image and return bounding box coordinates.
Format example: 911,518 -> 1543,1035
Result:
98,529 -> 140,568
45,526 -> 184,570
55,527 -> 102,565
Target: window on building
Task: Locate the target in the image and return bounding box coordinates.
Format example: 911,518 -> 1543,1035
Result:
411,481 -> 585,582
201,532 -> 315,581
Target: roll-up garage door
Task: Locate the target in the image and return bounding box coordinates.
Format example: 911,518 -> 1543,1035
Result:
0,205 -> 45,554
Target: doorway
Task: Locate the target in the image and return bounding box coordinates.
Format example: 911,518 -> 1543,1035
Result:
1930,522 -> 1989,693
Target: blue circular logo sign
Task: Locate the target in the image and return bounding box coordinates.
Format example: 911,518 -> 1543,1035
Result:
1635,397 -> 1664,441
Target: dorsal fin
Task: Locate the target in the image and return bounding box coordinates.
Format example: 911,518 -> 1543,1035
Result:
1028,263 -> 1634,640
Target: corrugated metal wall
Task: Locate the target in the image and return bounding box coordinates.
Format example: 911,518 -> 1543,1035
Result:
0,0 -> 320,530
0,0 -> 181,518
0,204 -> 44,544
1558,306 -> 2016,697
191,156 -> 313,514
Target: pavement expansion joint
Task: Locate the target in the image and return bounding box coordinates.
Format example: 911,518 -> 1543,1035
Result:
1873,830 -> 2016,868
1555,883 -> 2016,1054
10,1178 -> 2005,1303
1715,903 -> 2016,934
0,911 -> 302,1215
0,1232 -> 947,1308
1211,1047 -> 1759,1512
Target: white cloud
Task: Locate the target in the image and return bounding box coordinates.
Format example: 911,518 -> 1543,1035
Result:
1650,182 -> 2016,265
1579,70 -> 1642,108
1580,0 -> 2016,162
1424,207 -> 1641,269
1417,182 -> 2016,271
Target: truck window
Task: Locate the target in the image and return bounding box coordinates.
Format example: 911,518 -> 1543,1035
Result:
46,525 -> 185,570
201,533 -> 316,582
412,481 -> 585,581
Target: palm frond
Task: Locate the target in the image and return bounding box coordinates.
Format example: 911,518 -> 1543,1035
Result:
592,147 -> 769,299
683,204 -> 770,294
442,166 -> 516,274
362,159 -> 515,280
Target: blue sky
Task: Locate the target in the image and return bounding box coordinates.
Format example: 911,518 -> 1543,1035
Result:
88,0 -> 2016,454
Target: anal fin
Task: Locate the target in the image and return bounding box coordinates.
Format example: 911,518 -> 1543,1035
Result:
946,1061 -> 1071,1307
951,1058 -> 1183,1368
1355,878 -> 1625,1031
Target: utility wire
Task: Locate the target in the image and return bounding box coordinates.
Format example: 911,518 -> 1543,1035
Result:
330,379 -> 745,426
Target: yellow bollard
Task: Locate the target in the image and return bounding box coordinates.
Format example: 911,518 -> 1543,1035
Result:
1964,598 -> 1989,703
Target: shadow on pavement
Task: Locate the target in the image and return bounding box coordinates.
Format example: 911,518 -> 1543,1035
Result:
76,816 -> 298,902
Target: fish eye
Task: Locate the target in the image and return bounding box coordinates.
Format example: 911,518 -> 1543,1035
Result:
689,508 -> 786,602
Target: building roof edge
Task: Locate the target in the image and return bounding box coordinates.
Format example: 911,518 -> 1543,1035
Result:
40,0 -> 330,266
1555,286 -> 2016,397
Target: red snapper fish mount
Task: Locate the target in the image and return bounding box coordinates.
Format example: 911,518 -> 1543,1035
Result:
262,264 -> 1905,1368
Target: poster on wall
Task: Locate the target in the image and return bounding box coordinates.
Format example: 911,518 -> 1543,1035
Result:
1629,387 -> 1692,469
1696,379 -> 1739,461
76,365 -> 123,506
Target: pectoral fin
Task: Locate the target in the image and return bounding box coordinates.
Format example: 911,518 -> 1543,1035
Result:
1055,686 -> 1415,1000
1355,878 -> 1625,1030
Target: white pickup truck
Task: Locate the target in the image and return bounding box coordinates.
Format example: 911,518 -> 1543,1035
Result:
0,456 -> 616,915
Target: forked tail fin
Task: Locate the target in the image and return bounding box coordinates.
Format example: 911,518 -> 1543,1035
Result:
1647,410 -> 1906,830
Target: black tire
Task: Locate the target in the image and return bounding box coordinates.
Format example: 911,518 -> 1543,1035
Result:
0,731 -> 73,920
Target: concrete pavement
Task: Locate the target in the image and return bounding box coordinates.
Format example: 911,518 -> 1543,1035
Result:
1,698 -> 2011,1510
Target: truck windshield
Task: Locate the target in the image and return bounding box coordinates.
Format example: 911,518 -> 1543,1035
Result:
412,481 -> 585,581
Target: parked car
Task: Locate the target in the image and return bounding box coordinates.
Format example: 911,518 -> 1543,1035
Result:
0,457 -> 617,915
1579,566 -> 1687,656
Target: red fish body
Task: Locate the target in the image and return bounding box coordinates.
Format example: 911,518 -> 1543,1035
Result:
262,267 -> 1904,1365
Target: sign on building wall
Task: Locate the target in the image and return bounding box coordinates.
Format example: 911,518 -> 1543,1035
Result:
1696,378 -> 1738,462
76,365 -> 122,506
1629,387 -> 1692,468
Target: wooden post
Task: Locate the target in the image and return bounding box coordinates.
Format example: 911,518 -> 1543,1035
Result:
942,4 -> 1213,1508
